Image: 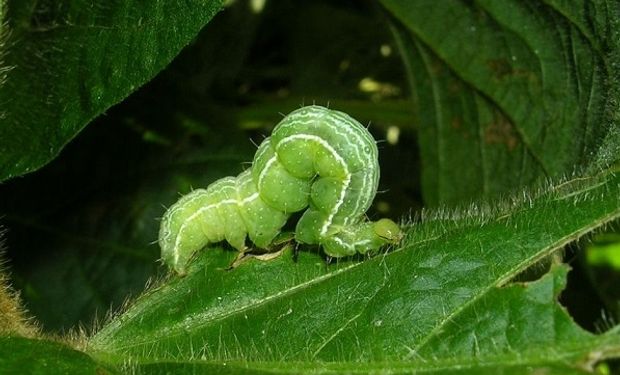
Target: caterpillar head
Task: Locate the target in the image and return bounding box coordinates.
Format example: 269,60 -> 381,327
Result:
373,218 -> 403,244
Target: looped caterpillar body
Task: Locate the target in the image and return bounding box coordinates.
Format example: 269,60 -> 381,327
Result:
159,105 -> 402,274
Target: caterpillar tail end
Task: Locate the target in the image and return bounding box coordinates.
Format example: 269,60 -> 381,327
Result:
158,213 -> 203,276
159,229 -> 190,276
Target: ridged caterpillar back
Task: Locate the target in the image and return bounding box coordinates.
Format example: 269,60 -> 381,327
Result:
159,106 -> 402,274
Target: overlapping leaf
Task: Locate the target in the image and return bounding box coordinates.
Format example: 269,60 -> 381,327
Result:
382,0 -> 620,205
0,0 -> 223,181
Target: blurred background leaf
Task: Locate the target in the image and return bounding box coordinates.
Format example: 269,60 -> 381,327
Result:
381,0 -> 620,205
0,0 -> 224,181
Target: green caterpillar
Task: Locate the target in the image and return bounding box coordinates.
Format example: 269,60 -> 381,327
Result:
159,105 -> 402,274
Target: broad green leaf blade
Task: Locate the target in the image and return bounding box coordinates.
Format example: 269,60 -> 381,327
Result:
381,0 -> 620,205
128,360 -> 603,375
0,337 -> 114,374
88,171 -> 620,371
0,0 -> 223,182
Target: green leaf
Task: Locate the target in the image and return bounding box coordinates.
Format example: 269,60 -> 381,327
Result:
86,171 -> 620,372
381,0 -> 620,205
0,0 -> 223,182
0,337 -> 114,374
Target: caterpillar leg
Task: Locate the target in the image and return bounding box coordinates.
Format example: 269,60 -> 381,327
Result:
227,244 -> 291,269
